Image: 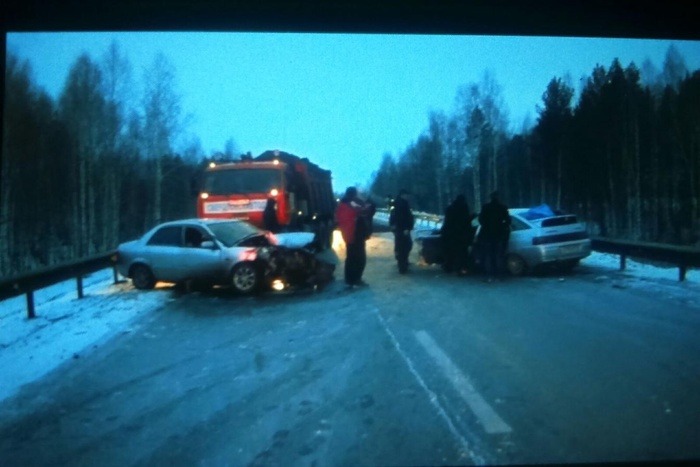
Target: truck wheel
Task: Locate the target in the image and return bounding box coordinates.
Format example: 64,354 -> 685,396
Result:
131,264 -> 156,290
231,262 -> 260,294
506,254 -> 527,276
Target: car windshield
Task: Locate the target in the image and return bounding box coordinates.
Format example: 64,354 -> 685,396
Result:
203,168 -> 282,195
207,221 -> 262,247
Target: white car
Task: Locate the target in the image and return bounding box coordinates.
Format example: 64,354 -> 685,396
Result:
477,207 -> 592,275
418,205 -> 592,276
115,218 -> 324,294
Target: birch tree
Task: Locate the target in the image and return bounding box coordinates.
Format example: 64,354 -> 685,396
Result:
100,41 -> 133,250
142,53 -> 182,226
59,53 -> 107,257
0,54 -> 32,274
455,72 -> 509,209
427,111 -> 447,213
466,106 -> 486,209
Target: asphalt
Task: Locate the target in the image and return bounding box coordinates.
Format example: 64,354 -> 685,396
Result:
1,233 -> 699,466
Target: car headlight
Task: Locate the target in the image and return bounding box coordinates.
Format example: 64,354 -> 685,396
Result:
240,249 -> 257,262
257,247 -> 271,259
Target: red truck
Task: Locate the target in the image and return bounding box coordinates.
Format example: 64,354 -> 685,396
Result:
196,150 -> 335,245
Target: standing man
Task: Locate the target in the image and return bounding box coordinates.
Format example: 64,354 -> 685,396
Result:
335,187 -> 370,288
390,189 -> 415,274
478,191 -> 511,281
262,198 -> 281,233
441,194 -> 474,275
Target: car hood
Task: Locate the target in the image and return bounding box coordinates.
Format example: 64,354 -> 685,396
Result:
273,232 -> 315,249
118,240 -> 139,251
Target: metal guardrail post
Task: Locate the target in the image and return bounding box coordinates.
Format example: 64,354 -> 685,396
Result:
592,237 -> 699,282
77,275 -> 84,299
27,292 -> 35,320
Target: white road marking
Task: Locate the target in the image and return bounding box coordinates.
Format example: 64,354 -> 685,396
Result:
372,308 -> 486,465
415,330 -> 512,435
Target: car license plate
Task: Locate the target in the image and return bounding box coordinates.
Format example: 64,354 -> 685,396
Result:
559,244 -> 579,255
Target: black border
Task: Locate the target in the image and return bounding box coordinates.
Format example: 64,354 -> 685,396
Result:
2,0 -> 699,40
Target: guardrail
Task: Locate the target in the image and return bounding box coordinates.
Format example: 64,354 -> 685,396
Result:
0,251 -> 119,319
590,237 -> 700,282
414,213 -> 442,229
374,208 -> 443,230
2,228 -> 697,321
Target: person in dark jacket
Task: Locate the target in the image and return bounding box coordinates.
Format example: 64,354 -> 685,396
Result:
359,198 -> 377,240
478,191 -> 511,281
441,195 -> 475,275
389,189 -> 415,274
335,187 -> 371,288
263,198 -> 281,233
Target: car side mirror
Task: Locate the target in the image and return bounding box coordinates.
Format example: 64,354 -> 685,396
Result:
201,240 -> 218,249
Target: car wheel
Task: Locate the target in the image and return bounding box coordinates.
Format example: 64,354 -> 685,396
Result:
131,264 -> 156,290
506,253 -> 527,276
231,262 -> 260,294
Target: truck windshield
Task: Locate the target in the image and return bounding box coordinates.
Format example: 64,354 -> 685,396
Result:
203,168 -> 282,195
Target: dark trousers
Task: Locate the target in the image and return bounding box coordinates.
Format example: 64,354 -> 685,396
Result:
345,240 -> 366,285
443,240 -> 470,273
483,240 -> 507,276
394,232 -> 413,273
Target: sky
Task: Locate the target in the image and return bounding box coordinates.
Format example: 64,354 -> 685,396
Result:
6,32 -> 700,191
2,232 -> 698,404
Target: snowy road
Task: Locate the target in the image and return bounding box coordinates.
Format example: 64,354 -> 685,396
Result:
1,232 -> 700,465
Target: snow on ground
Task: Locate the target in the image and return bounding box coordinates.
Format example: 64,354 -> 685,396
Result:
0,271 -> 170,403
1,233 -> 698,405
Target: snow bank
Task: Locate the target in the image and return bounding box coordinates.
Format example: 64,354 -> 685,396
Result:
0,270 -> 169,403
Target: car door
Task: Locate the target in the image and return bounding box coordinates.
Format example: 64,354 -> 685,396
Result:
180,226 -> 224,281
508,215 -> 532,253
145,225 -> 187,282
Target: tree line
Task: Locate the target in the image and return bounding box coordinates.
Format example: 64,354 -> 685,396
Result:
1,43 -> 228,278
370,45 -> 700,247
2,43 -> 698,278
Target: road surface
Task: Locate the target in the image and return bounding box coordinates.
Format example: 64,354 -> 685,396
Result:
1,232 -> 699,466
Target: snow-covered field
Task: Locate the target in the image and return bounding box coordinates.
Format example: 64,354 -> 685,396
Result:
1,237 -> 698,405
0,272 -> 169,403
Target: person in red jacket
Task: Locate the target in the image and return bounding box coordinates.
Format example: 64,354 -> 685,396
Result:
335,187 -> 371,288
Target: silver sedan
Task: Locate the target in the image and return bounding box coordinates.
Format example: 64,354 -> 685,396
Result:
499,208 -> 592,275
115,218 -> 317,294
417,206 -> 592,276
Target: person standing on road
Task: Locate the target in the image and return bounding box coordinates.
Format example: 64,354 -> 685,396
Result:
361,197 -> 377,240
478,191 -> 511,281
389,189 -> 415,274
263,198 -> 281,233
335,187 -> 371,288
441,194 -> 475,275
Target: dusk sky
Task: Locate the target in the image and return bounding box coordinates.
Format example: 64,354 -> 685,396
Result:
6,32 -> 700,192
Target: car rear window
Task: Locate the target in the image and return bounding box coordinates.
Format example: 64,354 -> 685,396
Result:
511,216 -> 530,231
541,215 -> 578,227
